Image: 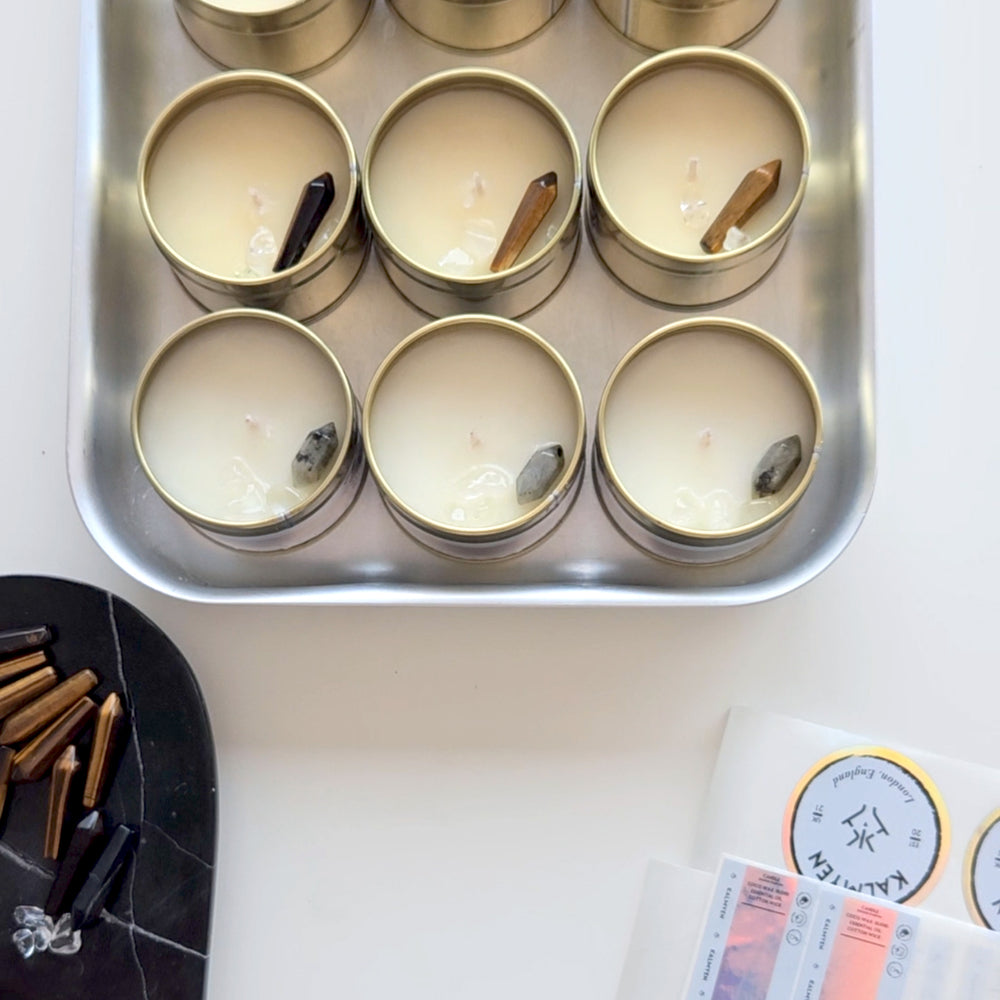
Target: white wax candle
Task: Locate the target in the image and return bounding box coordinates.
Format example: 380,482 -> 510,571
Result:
368,324 -> 579,530
206,0 -> 299,11
146,91 -> 349,278
368,88 -> 575,277
137,315 -> 349,524
603,328 -> 815,532
595,66 -> 803,256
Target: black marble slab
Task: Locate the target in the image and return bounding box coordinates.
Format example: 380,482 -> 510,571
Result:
0,576 -> 216,1000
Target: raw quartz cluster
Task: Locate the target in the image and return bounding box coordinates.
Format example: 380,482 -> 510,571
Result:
11,904 -> 81,958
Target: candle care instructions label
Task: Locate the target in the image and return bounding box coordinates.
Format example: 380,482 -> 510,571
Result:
683,858 -> 921,1000
614,858 -> 1000,1000
692,708 -> 1000,925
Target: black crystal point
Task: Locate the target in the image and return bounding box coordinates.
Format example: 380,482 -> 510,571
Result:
516,444 -> 565,505
0,625 -> 52,657
46,809 -> 107,917
292,421 -> 339,486
70,823 -> 138,930
752,434 -> 803,498
274,172 -> 336,272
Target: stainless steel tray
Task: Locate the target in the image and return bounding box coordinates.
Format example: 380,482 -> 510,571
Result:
68,0 -> 875,606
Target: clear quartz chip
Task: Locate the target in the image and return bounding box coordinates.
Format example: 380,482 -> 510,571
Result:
680,157 -> 710,228
32,923 -> 52,952
49,913 -> 82,956
461,218 -> 498,266
722,225 -> 751,251
13,926 -> 35,959
245,226 -> 278,276
14,904 -> 47,928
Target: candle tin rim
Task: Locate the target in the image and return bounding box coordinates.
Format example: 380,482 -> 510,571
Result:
361,67 -> 582,287
587,46 -> 811,266
362,313 -> 587,539
596,317 -> 823,543
137,70 -> 360,288
132,308 -> 358,535
177,0 -> 334,31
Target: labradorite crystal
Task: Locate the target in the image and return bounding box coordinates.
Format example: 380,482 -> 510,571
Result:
752,435 -> 802,498
292,422 -> 339,486
516,444 -> 565,505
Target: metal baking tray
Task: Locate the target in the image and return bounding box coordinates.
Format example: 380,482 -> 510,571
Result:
68,0 -> 874,605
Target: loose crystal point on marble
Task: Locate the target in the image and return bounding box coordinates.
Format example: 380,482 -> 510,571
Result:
0,625 -> 51,658
515,444 -> 565,505
752,434 -> 803,497
70,824 -> 138,931
49,913 -> 82,956
292,422 -> 339,486
274,172 -> 336,272
46,809 -> 107,917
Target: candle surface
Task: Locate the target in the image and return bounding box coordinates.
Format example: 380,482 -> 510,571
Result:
369,89 -> 574,277
603,329 -> 814,531
368,325 -> 579,529
138,317 -> 349,524
147,92 -> 349,278
595,66 -> 803,257
206,0 -> 299,10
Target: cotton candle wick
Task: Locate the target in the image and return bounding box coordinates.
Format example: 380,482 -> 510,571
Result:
490,171 -> 558,273
274,172 -> 336,272
700,159 -> 782,254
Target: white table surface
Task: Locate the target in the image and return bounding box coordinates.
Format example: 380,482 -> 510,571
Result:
2,1 -> 998,996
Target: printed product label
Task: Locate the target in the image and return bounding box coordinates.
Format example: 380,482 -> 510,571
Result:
964,809 -> 1000,930
783,747 -> 949,905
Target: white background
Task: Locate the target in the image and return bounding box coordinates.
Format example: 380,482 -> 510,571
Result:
1,1 -> 998,996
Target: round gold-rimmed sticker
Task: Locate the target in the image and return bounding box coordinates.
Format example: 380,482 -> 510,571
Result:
964,808 -> 1000,929
782,746 -> 950,906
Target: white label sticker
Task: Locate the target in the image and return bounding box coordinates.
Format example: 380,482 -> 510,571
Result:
967,812 -> 1000,930
785,750 -> 946,904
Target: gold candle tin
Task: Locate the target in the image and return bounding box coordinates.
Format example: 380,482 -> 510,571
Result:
132,309 -> 366,552
592,0 -> 779,52
362,69 -> 582,319
138,71 -> 368,322
594,318 -> 822,564
587,48 -> 810,307
173,0 -> 373,75
387,0 -> 567,51
363,315 -> 586,560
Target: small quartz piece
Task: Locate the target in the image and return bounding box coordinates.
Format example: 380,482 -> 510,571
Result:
32,923 -> 52,952
13,926 -> 35,959
679,157 -> 710,228
752,434 -> 803,497
245,226 -> 278,277
722,226 -> 751,251
274,172 -> 336,272
14,904 -> 47,928
291,422 -> 339,486
515,444 -> 565,505
49,913 -> 82,956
